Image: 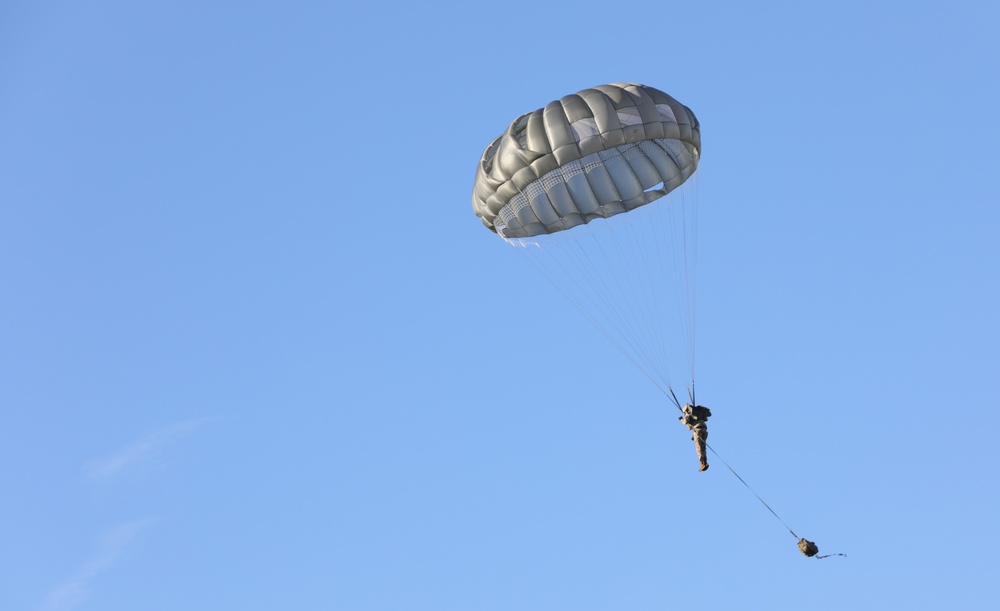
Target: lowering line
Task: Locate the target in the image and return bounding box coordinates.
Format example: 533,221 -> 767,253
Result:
706,442 -> 798,539
706,443 -> 846,559
669,392 -> 846,559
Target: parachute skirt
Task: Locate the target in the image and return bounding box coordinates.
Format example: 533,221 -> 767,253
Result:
494,138 -> 698,239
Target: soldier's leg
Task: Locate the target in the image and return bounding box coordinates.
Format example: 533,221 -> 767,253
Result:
694,425 -> 708,471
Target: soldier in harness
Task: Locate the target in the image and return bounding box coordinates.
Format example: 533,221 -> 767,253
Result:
680,404 -> 712,471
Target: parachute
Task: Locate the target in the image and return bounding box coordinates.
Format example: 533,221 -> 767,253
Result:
472,83 -> 701,400
472,82 -> 699,239
473,84 -> 845,560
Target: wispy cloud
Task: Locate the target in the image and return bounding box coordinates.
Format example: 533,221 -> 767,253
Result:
83,418 -> 211,480
42,519 -> 155,611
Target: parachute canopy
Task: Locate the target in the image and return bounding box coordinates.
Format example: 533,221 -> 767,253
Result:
472,83 -> 700,239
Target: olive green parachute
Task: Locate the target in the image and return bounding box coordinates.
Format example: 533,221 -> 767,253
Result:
470,82 -> 702,396
471,95 -> 842,556
472,83 -> 700,239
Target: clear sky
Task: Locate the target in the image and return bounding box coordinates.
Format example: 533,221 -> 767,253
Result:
2,1 -> 999,610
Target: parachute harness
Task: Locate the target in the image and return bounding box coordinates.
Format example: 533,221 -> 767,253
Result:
667,391 -> 846,559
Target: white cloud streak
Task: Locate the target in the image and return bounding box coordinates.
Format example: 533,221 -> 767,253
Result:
83,418 -> 211,480
42,519 -> 155,611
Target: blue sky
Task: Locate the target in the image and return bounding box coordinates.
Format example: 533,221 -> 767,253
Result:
2,1 -> 998,609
